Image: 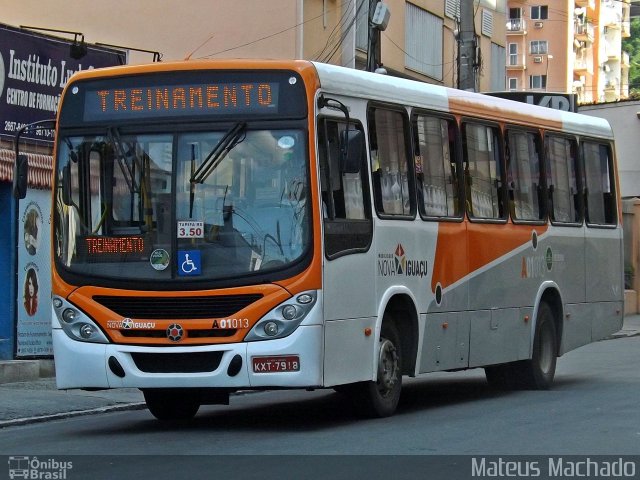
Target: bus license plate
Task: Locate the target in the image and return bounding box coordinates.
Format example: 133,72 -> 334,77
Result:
252,355 -> 300,373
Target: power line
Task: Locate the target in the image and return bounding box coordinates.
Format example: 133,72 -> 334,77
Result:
198,0 -> 353,59
313,0 -> 356,62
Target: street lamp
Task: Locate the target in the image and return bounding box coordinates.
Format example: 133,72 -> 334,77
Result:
545,54 -> 554,91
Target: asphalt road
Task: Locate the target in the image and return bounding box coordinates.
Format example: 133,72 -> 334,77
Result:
0,336 -> 638,479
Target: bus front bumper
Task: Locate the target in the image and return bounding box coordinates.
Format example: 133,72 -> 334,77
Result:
52,324 -> 323,390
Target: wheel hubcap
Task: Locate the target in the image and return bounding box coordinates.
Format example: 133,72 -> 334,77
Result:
377,338 -> 399,395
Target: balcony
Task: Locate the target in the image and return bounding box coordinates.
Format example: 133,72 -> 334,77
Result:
622,51 -> 630,69
574,21 -> 594,44
506,18 -> 526,34
606,47 -> 621,62
506,53 -> 526,70
604,82 -> 619,102
575,0 -> 597,19
573,53 -> 591,74
622,5 -> 631,37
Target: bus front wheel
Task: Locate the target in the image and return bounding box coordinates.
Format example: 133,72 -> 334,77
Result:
143,389 -> 200,421
349,320 -> 402,418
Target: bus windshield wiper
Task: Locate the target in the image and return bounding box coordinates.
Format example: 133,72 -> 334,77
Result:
108,127 -> 140,193
190,122 -> 246,184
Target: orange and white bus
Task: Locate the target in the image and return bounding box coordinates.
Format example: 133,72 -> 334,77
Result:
16,60 -> 623,420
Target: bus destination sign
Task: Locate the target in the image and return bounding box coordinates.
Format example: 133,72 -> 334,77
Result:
82,82 -> 279,121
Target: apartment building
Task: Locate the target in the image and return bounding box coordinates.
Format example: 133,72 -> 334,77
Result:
506,0 -> 630,103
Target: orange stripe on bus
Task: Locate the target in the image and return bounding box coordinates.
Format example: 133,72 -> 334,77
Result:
432,221 -> 548,292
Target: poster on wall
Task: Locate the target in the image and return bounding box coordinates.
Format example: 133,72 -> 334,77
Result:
3,23 -> 125,357
16,189 -> 52,357
0,23 -> 126,143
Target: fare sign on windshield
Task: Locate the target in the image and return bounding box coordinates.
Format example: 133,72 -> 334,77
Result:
83,82 -> 279,121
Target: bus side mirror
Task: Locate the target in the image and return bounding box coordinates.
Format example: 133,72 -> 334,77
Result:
13,154 -> 29,199
339,129 -> 364,174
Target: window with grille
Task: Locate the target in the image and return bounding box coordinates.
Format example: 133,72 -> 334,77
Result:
405,3 -> 443,80
531,5 -> 548,20
529,75 -> 547,89
530,40 -> 548,54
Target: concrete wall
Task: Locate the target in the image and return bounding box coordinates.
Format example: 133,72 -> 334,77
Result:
1,0 -> 300,64
580,100 -> 640,198
623,198 -> 640,314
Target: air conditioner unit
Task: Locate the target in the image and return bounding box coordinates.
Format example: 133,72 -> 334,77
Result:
534,21 -> 544,28
533,56 -> 543,63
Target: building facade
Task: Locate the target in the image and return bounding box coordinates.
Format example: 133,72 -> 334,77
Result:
2,0 -> 507,88
506,0 -> 630,103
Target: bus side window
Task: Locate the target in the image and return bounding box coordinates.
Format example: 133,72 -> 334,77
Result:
412,114 -> 461,218
545,135 -> 582,224
462,122 -> 506,220
505,129 -> 544,222
368,107 -> 415,217
582,141 -> 617,226
318,119 -> 372,258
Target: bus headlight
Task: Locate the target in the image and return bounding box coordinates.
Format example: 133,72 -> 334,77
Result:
62,308 -> 79,323
244,290 -> 317,342
53,296 -> 109,344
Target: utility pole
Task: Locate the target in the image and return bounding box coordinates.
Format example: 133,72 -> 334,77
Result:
457,0 -> 477,91
366,1 -> 390,72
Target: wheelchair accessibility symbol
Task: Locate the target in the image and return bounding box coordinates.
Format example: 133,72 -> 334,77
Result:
178,250 -> 201,276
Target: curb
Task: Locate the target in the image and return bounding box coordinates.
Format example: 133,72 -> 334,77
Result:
0,402 -> 147,429
609,331 -> 640,339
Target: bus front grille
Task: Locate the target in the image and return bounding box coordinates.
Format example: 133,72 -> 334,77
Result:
131,352 -> 224,373
119,329 -> 236,338
93,294 -> 263,319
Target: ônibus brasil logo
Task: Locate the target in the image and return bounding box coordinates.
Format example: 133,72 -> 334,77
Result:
377,244 -> 428,278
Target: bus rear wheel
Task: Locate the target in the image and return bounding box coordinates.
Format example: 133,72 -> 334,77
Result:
143,389 -> 200,421
513,302 -> 558,389
349,320 -> 402,418
484,302 -> 557,390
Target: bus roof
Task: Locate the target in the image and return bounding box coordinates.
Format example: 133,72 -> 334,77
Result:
311,61 -> 614,140
65,59 -> 613,140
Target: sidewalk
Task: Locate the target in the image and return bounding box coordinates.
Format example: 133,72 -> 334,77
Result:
0,379 -> 146,427
1,314 -> 639,427
611,313 -> 640,338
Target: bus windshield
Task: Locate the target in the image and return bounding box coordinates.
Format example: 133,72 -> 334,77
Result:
54,127 -> 310,283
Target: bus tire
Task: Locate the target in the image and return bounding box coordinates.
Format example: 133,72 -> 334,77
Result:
484,364 -> 514,390
511,302 -> 558,390
143,389 -> 200,421
350,320 -> 402,418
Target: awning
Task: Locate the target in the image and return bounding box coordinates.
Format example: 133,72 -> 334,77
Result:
0,148 -> 53,189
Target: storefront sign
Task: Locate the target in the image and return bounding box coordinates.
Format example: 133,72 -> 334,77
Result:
0,23 -> 125,142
